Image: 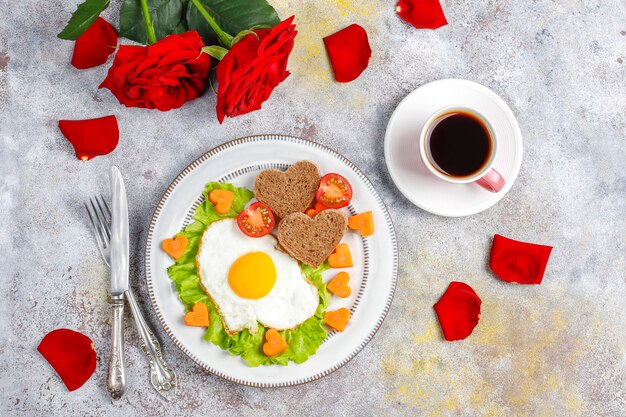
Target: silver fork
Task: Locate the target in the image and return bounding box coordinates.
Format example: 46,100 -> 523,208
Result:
85,195 -> 177,400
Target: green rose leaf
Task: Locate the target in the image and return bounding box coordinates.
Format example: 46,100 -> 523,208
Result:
119,0 -> 185,44
186,0 -> 280,46
201,45 -> 228,60
58,0 -> 111,40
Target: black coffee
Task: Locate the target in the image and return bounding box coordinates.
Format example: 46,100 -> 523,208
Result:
428,112 -> 492,178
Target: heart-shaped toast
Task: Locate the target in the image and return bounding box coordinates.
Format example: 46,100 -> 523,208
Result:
254,161 -> 320,219
277,210 -> 347,268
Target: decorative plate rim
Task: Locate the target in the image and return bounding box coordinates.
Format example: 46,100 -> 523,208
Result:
144,134 -> 398,387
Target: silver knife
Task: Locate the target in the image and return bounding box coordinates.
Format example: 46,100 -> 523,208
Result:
108,166 -> 129,399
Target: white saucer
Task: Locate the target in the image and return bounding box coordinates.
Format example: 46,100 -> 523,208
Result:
384,79 -> 523,217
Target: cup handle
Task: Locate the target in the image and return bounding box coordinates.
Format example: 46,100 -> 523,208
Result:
476,168 -> 505,192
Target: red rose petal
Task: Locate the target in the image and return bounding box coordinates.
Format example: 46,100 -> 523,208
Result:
396,0 -> 448,30
58,115 -> 119,161
323,24 -> 372,83
71,17 -> 118,69
489,234 -> 553,284
37,329 -> 97,392
434,281 -> 481,341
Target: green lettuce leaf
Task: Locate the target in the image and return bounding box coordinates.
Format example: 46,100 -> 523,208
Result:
166,182 -> 329,366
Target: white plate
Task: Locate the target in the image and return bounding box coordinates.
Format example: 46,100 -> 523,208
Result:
384,79 -> 523,217
145,135 -> 398,387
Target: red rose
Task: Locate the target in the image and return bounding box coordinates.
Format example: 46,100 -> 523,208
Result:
215,16 -> 297,123
100,31 -> 211,111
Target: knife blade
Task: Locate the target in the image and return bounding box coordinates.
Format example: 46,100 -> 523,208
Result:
110,166 -> 129,295
108,166 -> 128,399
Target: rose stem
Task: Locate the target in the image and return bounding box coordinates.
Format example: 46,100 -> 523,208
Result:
140,0 -> 157,44
190,0 -> 234,48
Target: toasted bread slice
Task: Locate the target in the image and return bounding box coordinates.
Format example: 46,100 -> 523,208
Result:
254,161 -> 320,219
277,210 -> 347,268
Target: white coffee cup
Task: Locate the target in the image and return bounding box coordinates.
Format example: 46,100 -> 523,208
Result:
419,106 -> 505,192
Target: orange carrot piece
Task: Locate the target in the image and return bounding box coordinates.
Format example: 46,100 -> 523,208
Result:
305,200 -> 328,217
327,272 -> 351,298
263,328 -> 288,356
324,308 -> 350,332
162,235 -> 188,260
306,208 -> 318,217
209,189 -> 235,214
314,201 -> 327,211
348,211 -> 374,237
184,302 -> 210,327
328,243 -> 353,268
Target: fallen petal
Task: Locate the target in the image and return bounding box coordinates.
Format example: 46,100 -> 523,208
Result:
323,24 -> 372,83
489,234 -> 553,284
58,115 -> 119,161
434,281 -> 481,341
37,329 -> 97,392
396,0 -> 448,30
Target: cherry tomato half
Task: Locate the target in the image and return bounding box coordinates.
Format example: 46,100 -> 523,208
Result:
316,173 -> 353,209
237,202 -> 276,238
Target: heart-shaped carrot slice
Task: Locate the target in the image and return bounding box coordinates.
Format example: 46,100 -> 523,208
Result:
162,235 -> 188,260
348,211 -> 374,237
209,189 -> 235,214
184,302 -> 209,327
324,308 -> 350,332
328,243 -> 353,268
327,272 -> 351,298
263,328 -> 288,356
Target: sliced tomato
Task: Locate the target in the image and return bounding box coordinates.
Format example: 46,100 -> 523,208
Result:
237,202 -> 275,237
316,173 -> 353,209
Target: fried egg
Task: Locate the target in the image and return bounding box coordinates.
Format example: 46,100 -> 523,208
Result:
196,219 -> 319,334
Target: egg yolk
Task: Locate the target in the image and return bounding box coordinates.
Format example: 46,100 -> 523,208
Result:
228,252 -> 277,299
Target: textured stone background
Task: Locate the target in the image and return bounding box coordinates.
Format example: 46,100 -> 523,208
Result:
1,0 -> 625,415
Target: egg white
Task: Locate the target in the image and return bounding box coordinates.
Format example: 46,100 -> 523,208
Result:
196,219 -> 319,334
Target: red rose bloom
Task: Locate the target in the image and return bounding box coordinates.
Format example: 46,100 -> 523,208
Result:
215,16 -> 297,123
100,31 -> 211,111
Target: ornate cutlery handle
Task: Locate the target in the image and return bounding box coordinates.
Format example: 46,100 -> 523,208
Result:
126,288 -> 177,400
108,294 -> 127,400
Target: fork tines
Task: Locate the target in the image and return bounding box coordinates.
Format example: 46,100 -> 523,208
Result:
85,194 -> 112,250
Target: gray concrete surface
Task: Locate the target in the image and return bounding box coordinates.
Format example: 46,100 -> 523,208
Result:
1,0 -> 625,415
